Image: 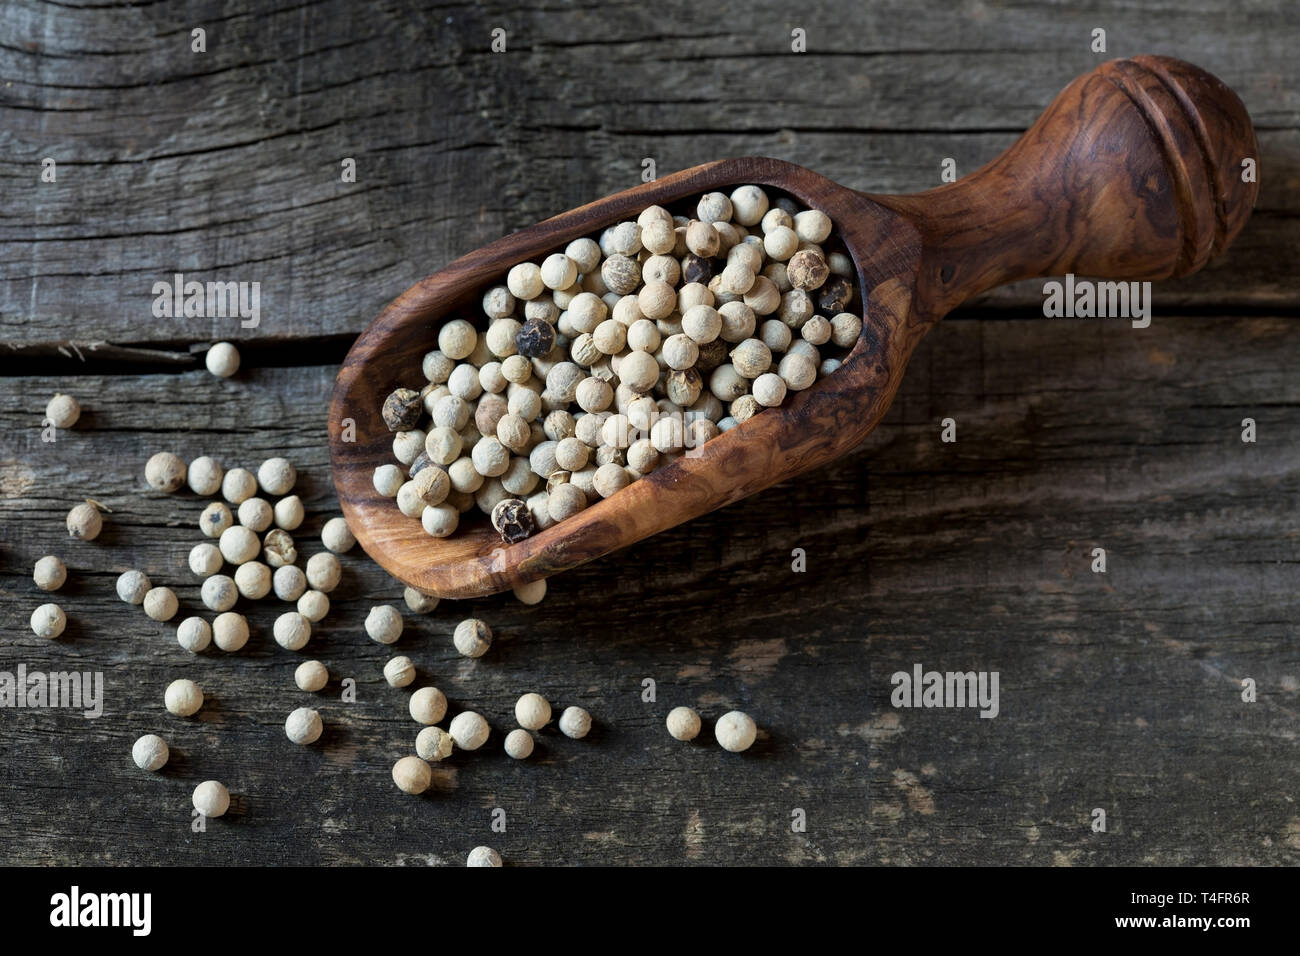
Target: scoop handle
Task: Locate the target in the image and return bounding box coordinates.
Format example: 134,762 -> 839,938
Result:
867,55 -> 1259,320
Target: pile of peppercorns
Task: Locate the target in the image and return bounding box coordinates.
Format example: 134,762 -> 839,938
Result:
377,185 -> 861,543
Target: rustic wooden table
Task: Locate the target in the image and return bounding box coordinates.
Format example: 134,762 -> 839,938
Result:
2,0 -> 1297,866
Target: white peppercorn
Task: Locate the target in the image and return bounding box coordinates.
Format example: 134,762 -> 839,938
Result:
212,611 -> 249,652
205,342 -> 240,378
448,711 -> 491,750
666,706 -> 702,741
540,253 -> 578,291
393,429 -> 427,466
273,611 -> 311,651
505,728 -> 535,759
416,725 -> 454,762
317,516 -> 354,554
33,555 -> 66,592
383,655 -> 416,688
395,480 -> 424,517
285,707 -> 323,745
830,312 -> 863,347
30,603 -> 66,639
730,394 -> 761,423
422,350 -> 455,382
218,525 -> 259,565
186,456 -> 223,496
132,734 -> 169,771
501,354 -> 533,384
165,678 -> 204,716
44,392 -> 81,429
778,353 -> 817,391
600,254 -> 640,295
715,710 -> 758,752
200,501 -> 233,538
515,692 -> 552,730
143,587 -> 179,622
507,262 -> 544,300
466,846 -> 502,867
559,706 -> 592,739
730,185 -> 769,226
409,686 -> 448,725
681,305 -> 722,344
221,467 -> 258,504
145,452 -> 187,493
743,275 -> 781,315
500,457 -> 539,497
447,457 -> 484,495
403,586 -> 438,614
392,756 -> 432,795
438,319 -> 478,360
366,605 -> 403,645
305,552 -> 341,592
801,314 -> 832,346
66,500 -> 103,540
618,350 -> 659,393
421,503 -> 459,537
471,437 -> 510,478
593,462 -> 630,498
188,543 -> 222,578
176,616 -> 212,653
424,427 -> 463,467
512,578 -> 548,605
293,660 -> 329,693
751,372 -> 788,408
234,561 -> 272,600
254,458 -> 294,497
201,574 -> 238,612
627,438 -> 659,474
192,780 -> 230,817
447,363 -> 482,401
297,590 -> 330,623
453,618 -> 492,658
547,482 -> 587,521
237,497 -> 273,532
793,208 -> 833,243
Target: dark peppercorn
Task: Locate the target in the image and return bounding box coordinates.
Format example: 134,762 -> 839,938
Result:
694,339 -> 727,373
382,387 -> 423,431
818,275 -> 853,314
491,497 -> 535,544
515,316 -> 556,359
682,253 -> 713,286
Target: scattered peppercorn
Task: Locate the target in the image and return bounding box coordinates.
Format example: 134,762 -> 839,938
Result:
33,555 -> 66,591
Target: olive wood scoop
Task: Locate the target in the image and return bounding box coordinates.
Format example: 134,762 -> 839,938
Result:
330,55 -> 1257,598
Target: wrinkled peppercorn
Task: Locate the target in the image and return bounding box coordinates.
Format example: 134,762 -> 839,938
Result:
491,497 -> 535,544
682,253 -> 713,285
818,275 -> 853,314
786,250 -> 830,291
382,387 -> 423,431
515,315 -> 556,359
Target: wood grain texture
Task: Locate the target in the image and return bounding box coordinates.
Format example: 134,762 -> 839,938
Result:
3,315 -> 1300,865
1,0 -> 1297,353
0,0 -> 1297,867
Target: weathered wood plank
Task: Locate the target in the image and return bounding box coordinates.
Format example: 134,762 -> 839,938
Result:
1,0 -> 1297,350
2,313 -> 1297,864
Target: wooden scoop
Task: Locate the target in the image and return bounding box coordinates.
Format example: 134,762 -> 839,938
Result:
329,55 -> 1257,599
